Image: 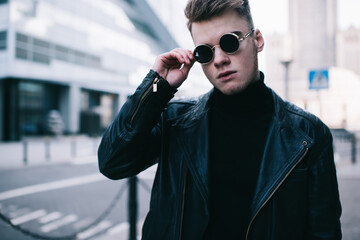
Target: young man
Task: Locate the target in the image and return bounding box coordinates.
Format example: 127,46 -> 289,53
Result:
98,0 -> 342,239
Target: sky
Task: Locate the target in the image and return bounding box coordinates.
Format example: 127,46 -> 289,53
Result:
250,0 -> 360,35
173,0 -> 360,49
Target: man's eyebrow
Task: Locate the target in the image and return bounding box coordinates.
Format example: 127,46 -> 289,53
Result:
232,31 -> 243,36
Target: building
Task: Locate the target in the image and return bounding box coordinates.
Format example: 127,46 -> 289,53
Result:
0,0 -> 179,141
337,26 -> 360,76
264,0 -> 360,130
266,0 -> 337,100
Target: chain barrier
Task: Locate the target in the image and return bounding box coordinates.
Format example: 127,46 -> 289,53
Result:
0,182 -> 128,240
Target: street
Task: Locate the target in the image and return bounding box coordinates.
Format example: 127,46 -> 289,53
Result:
338,178 -> 360,240
0,135 -> 359,240
0,160 -> 155,240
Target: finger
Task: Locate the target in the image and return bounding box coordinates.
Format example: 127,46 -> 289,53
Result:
172,49 -> 192,65
162,51 -> 186,66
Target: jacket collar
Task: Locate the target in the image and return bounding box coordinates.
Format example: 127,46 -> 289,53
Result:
169,84 -> 315,218
248,89 -> 314,219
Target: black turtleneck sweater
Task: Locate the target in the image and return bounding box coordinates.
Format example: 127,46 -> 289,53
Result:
203,74 -> 274,240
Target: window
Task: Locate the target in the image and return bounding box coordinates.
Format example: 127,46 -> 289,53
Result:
128,16 -> 158,40
55,44 -> 69,61
15,32 -> 102,68
16,33 -> 30,60
124,0 -> 135,5
0,31 -> 7,50
33,38 -> 50,64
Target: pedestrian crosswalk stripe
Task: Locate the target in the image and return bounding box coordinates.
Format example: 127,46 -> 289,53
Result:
38,211 -> 62,224
76,221 -> 112,239
40,214 -> 78,233
72,218 -> 93,230
11,209 -> 47,225
0,173 -> 105,201
106,222 -> 129,235
8,208 -> 31,218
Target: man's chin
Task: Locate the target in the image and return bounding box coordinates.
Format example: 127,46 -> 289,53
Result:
218,83 -> 249,96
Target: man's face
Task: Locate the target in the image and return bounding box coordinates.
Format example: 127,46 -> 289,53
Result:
191,9 -> 264,95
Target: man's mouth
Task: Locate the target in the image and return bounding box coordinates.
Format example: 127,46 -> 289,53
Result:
217,71 -> 236,80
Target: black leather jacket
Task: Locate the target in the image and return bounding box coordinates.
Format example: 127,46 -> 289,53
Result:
98,70 -> 342,240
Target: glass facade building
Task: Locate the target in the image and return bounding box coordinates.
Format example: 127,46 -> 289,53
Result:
0,0 -> 178,141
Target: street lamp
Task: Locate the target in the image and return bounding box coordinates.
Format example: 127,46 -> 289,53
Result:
281,59 -> 293,101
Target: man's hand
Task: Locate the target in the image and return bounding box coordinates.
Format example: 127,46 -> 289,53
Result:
152,48 -> 195,89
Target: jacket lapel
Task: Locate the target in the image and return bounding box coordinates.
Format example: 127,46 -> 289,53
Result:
169,91 -> 213,206
249,91 -> 314,221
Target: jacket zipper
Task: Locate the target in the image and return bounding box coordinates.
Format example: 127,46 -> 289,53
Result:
130,77 -> 160,123
178,166 -> 188,240
245,147 -> 309,240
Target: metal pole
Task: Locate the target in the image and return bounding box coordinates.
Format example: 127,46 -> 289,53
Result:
93,137 -> 97,155
128,176 -> 138,240
23,141 -> 28,165
71,138 -> 76,157
281,60 -> 293,101
351,134 -> 357,164
45,137 -> 50,161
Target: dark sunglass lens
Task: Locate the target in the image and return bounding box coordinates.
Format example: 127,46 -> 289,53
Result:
194,45 -> 213,63
220,34 -> 239,53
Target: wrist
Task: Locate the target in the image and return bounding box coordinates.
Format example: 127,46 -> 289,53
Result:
150,69 -> 177,92
151,69 -> 178,90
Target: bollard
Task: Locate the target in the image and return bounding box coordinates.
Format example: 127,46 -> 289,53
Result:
93,137 -> 97,155
45,137 -> 50,161
71,138 -> 77,157
351,135 -> 357,164
128,176 -> 138,240
23,141 -> 28,165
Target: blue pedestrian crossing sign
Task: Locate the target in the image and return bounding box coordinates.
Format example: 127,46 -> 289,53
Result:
309,69 -> 329,90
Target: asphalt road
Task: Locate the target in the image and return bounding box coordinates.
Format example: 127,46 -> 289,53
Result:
0,156 -> 359,239
0,161 -> 155,240
338,178 -> 360,240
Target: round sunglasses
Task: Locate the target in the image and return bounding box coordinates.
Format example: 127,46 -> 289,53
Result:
193,29 -> 255,64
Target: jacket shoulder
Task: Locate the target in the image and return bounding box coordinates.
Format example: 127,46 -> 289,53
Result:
279,95 -> 332,144
166,91 -> 211,121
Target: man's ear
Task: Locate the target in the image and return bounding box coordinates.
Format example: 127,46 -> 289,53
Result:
254,29 -> 264,53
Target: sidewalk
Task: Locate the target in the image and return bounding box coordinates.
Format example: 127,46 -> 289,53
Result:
1,135 -> 360,179
0,135 -> 101,169
336,162 -> 360,179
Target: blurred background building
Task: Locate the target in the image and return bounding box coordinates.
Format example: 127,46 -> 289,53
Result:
265,0 -> 360,131
0,0 -> 359,141
0,0 -> 179,141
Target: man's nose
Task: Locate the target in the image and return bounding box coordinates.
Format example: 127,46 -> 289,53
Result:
213,46 -> 230,67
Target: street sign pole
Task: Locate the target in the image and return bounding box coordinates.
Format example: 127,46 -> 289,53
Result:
281,60 -> 292,100
309,69 -> 329,119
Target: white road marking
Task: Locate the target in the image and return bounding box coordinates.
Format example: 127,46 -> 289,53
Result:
40,214 -> 78,233
71,160 -> 96,165
8,208 -> 30,218
11,209 -> 47,225
0,173 -> 106,201
38,212 -> 62,224
106,222 -> 129,235
76,221 -> 112,239
72,218 -> 93,230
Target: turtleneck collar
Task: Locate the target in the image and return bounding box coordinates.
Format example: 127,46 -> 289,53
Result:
212,72 -> 273,115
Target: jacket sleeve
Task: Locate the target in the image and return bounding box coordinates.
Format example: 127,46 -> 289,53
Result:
97,70 -> 177,180
308,126 -> 342,239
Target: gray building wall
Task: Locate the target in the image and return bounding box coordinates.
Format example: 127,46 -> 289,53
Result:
0,0 -> 179,141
